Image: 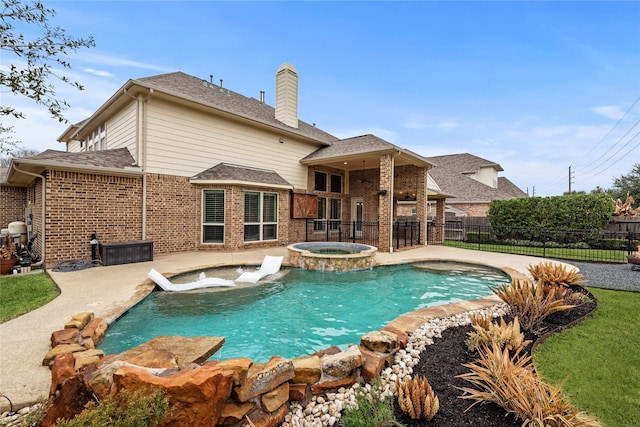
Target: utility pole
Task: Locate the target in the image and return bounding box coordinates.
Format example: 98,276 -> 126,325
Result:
569,166 -> 575,193
532,186 -> 535,197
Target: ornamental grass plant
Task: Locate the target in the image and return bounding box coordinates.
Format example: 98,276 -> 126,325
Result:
458,343 -> 601,427
491,278 -> 575,335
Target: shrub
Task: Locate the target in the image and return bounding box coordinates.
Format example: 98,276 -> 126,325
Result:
466,315 -> 531,353
340,379 -> 402,427
491,279 -> 575,335
458,343 -> 602,426
528,262 -> 586,288
396,375 -> 439,421
488,193 -> 613,232
466,232 -> 491,243
55,387 -> 172,427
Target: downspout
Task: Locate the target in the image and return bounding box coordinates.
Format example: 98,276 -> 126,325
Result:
12,164 -> 46,268
124,88 -> 153,240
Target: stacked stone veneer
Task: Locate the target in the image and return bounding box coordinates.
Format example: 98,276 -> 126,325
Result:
42,311 -> 408,427
287,244 -> 377,272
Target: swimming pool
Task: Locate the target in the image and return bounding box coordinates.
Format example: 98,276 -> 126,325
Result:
100,262 -> 509,362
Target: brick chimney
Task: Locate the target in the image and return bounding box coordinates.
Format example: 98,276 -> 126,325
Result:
275,63 -> 298,128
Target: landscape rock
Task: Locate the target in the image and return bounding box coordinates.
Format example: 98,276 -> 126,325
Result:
64,312 -> 94,330
42,344 -> 86,366
81,317 -> 108,346
206,357 -> 253,385
246,404 -> 288,427
290,355 -> 321,384
381,325 -> 409,349
49,352 -> 76,397
359,346 -> 387,382
360,330 -> 399,353
310,372 -> 357,394
121,348 -> 179,369
320,345 -> 365,378
112,363 -> 234,427
40,372 -> 94,427
234,356 -> 295,402
50,328 -> 82,347
288,383 -> 308,401
261,382 -> 289,413
218,401 -> 255,425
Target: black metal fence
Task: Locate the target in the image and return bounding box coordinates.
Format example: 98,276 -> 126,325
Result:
304,220 -> 422,250
428,222 -> 640,263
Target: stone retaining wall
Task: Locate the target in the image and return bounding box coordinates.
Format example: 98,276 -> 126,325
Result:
42,311 -> 408,427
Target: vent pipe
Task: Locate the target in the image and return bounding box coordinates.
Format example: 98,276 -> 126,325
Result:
260,90 -> 265,103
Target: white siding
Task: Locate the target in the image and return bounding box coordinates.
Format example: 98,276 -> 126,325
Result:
143,98 -> 320,189
106,101 -> 137,160
476,167 -> 498,188
67,140 -> 82,152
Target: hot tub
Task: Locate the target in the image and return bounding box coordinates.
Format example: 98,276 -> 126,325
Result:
287,242 -> 378,272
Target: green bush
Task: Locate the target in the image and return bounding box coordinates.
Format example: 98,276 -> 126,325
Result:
465,232 -> 491,244
340,379 -> 402,427
55,387 -> 172,427
488,194 -> 613,231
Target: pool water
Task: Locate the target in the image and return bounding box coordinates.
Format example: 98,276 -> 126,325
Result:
100,263 -> 509,362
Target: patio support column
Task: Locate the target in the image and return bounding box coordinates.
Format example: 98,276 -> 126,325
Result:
434,198 -> 446,243
416,166 -> 427,245
378,153 -> 393,252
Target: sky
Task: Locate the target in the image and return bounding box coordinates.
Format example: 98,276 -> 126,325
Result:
2,1 -> 639,197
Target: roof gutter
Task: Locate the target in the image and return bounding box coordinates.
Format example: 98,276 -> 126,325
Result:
11,163 -> 46,268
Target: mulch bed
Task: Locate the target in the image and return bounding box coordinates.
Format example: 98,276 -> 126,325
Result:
392,286 -> 597,427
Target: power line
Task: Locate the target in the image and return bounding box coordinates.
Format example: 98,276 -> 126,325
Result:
579,130 -> 640,181
577,117 -> 640,172
574,95 -> 640,170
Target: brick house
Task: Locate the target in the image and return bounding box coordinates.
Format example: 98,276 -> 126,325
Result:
1,63 -> 449,266
424,153 -> 527,217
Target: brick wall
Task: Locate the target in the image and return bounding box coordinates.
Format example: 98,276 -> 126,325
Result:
0,186 -> 27,228
145,174 -> 199,254
449,203 -> 490,217
44,170 -> 143,264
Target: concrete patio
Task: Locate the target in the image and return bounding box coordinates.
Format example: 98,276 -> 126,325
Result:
0,245 -> 547,411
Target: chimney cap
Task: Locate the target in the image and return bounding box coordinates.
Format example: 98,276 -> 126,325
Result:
277,63 -> 298,73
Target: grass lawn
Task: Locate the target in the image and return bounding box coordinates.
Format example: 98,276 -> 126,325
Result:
444,240 -> 629,263
0,272 -> 59,323
534,287 -> 640,427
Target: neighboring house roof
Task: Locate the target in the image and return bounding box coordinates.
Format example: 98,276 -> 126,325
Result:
425,153 -> 504,174
63,71 -> 338,146
497,177 -> 528,198
425,153 -> 526,202
2,148 -> 141,186
191,163 -> 292,189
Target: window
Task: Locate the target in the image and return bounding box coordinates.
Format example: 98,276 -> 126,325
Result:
87,123 -> 106,151
314,197 -> 327,232
330,174 -> 343,193
244,191 -> 278,242
330,198 -> 341,230
314,171 -> 327,192
202,190 -> 224,243
314,197 -> 342,232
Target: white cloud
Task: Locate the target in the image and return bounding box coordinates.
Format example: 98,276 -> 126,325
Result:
79,52 -> 174,73
80,67 -> 114,78
591,105 -> 624,120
